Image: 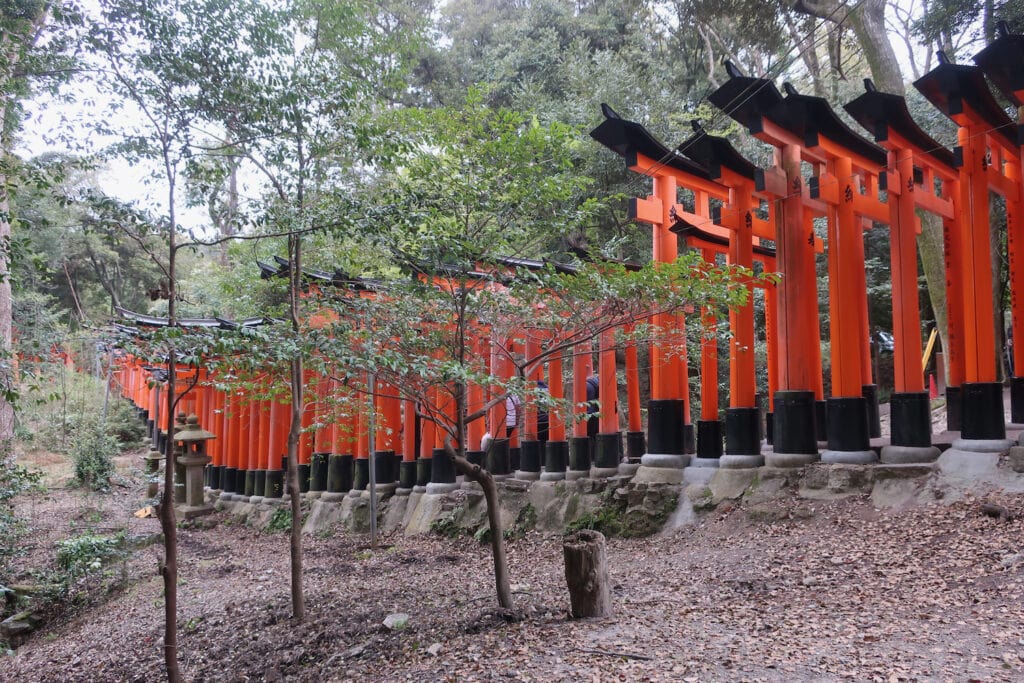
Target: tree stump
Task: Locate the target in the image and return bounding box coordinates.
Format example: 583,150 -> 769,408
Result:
563,529 -> 611,618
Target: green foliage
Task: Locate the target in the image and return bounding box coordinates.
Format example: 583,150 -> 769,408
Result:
69,426 -> 118,491
264,507 -> 292,534
55,533 -> 124,580
0,463 -> 42,578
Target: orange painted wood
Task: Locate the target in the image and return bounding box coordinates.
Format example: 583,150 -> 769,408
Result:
257,398 -> 270,471
889,149 -> 926,393
548,351 -> 565,442
624,326 -> 642,432
599,329 -> 617,433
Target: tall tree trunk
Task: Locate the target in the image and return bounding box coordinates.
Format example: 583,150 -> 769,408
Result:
794,0 -> 953,383
286,231 -> 305,622
160,161 -> 182,683
0,3 -> 51,461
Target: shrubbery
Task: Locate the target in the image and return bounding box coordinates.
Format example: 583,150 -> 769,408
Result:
0,463 -> 42,577
69,424 -> 119,491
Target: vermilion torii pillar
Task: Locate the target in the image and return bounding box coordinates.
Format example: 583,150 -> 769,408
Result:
845,80 -> 961,462
915,51 -> 1019,446
567,338 -> 593,480
975,23 -> 1024,425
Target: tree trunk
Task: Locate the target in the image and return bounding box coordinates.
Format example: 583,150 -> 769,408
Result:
447,445 -> 514,609
161,167 -> 182,683
562,529 -> 612,618
287,232 -> 305,622
794,0 -> 956,384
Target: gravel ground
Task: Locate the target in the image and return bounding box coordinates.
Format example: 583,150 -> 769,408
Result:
5,452 -> 1024,683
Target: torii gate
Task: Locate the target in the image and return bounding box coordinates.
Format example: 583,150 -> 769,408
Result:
975,22 -> 1024,427
769,81 -> 891,464
914,49 -> 1021,447
710,67 -> 867,466
590,106 -> 709,475
672,121 -> 779,468
845,79 -> 961,463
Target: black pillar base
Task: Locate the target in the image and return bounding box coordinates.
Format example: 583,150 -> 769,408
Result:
544,440 -> 568,475
264,469 -> 284,498
683,423 -> 695,454
374,450 -> 394,485
485,439 -> 511,475
647,399 -> 685,454
146,420 -> 155,439
961,382 -> 1006,440
353,458 -> 369,490
156,432 -> 167,455
725,407 -> 760,455
890,392 -> 933,447
1012,377 -> 1024,424
519,440 -> 542,473
569,436 -> 591,472
430,447 -> 456,484
696,420 -> 723,459
814,400 -> 828,442
415,457 -> 431,487
297,463 -> 311,493
238,470 -> 251,496
862,384 -> 881,438
398,460 -> 416,489
773,391 -> 818,454
206,464 -> 221,491
387,450 -> 401,483
765,412 -> 774,445
223,468 -> 237,494
594,433 -> 622,468
625,431 -> 645,462
509,447 -> 521,472
825,397 -> 871,451
946,386 -> 962,432
327,454 -> 353,493
253,470 -> 267,497
466,450 -> 485,468
310,452 -> 329,492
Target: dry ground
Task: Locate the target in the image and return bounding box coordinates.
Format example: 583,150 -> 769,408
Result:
4,448 -> 1024,682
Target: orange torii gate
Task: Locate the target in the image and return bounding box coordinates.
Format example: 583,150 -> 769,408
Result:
914,48 -> 1021,447
591,106 -> 725,476
674,121 -> 778,468
845,79 -> 961,462
708,69 -> 839,466
975,23 -> 1024,427
770,81 -> 890,464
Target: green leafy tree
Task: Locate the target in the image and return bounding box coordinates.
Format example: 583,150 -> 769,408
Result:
324,101 -> 757,609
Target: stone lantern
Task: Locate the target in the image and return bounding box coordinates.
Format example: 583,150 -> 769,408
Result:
174,413 -> 216,519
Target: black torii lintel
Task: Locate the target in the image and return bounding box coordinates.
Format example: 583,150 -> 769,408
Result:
913,55 -> 1016,148
844,80 -> 956,171
707,61 -> 784,134
677,121 -> 758,182
114,306 -> 269,330
590,103 -> 712,180
668,215 -> 776,259
770,83 -> 887,168
973,22 -> 1024,107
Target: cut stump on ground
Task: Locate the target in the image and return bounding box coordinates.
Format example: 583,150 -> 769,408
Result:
563,529 -> 611,618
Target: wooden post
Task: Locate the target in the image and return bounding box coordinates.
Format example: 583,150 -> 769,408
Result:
563,529 -> 611,619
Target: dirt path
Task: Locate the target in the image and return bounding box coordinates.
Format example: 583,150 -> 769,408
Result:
5,459 -> 1024,683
